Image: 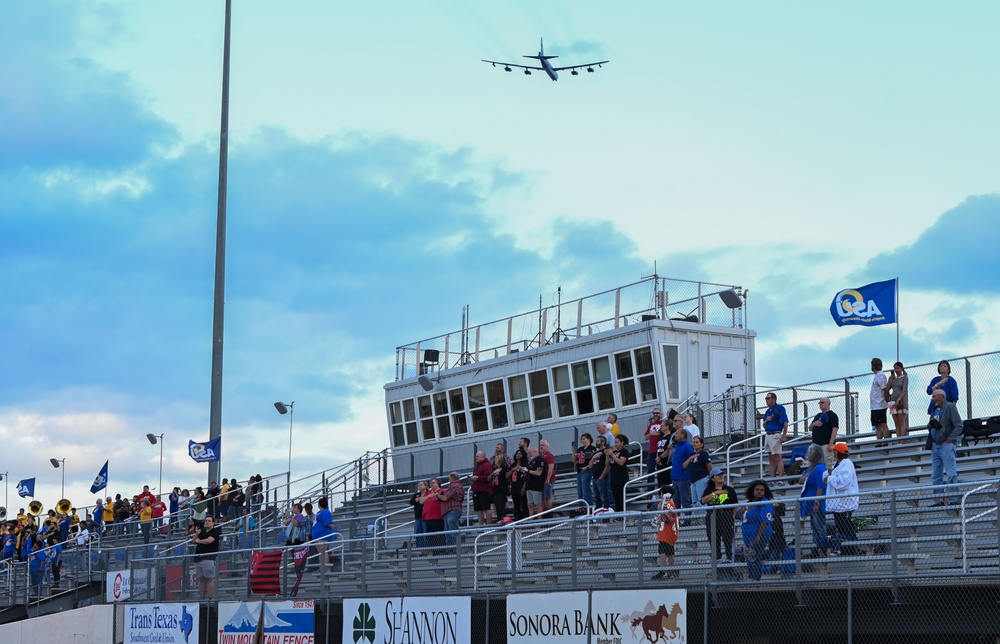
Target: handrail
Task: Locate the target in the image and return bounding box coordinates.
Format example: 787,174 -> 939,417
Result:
473,499 -> 590,591
372,505 -> 415,557
961,482 -> 997,572
622,431 -> 735,512
725,419 -> 810,486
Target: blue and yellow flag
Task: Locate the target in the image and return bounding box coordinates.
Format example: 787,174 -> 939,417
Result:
830,279 -> 897,327
16,478 -> 35,498
90,461 -> 109,494
188,437 -> 221,463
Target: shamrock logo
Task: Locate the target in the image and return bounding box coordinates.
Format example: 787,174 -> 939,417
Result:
353,603 -> 376,644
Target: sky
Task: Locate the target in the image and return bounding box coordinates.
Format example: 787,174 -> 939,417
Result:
2,0 -> 999,510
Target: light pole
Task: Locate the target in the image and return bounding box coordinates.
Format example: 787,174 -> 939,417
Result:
146,434 -> 165,496
49,458 -> 65,499
274,401 -> 295,480
0,472 -> 8,513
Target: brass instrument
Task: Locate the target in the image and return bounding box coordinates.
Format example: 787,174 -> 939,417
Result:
28,500 -> 43,516
56,499 -> 72,515
0,507 -> 6,519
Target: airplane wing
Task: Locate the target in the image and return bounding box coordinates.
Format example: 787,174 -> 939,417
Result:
552,60 -> 609,72
482,59 -> 544,71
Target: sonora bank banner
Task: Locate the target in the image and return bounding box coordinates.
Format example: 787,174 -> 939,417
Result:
124,603 -> 200,644
342,596 -> 471,644
507,590 -> 687,644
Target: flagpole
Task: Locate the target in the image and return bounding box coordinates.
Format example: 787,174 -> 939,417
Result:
895,277 -> 900,363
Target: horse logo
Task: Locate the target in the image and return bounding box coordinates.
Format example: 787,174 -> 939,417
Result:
630,602 -> 684,643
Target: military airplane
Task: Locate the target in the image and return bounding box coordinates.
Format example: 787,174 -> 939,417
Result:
482,39 -> 609,81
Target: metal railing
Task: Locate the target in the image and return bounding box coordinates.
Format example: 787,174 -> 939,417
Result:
473,499 -> 591,591
961,482 -> 998,572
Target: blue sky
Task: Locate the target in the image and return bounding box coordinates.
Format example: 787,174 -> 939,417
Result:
1,0 -> 999,508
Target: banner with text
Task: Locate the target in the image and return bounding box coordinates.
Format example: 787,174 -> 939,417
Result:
507,589 -> 687,644
343,596 -> 471,644
107,569 -> 155,603
124,603 -> 200,644
218,600 -> 315,644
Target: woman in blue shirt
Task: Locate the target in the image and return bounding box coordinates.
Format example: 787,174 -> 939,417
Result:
799,444 -> 828,556
738,480 -> 774,581
29,542 -> 46,597
926,359 -> 959,414
311,496 -> 338,567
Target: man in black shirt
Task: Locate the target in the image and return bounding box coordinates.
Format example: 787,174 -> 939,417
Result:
809,398 -> 840,471
192,515 -> 221,599
525,447 -> 547,517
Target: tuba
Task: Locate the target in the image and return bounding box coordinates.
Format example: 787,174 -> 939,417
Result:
0,507 -> 6,519
57,499 -> 72,515
28,500 -> 44,516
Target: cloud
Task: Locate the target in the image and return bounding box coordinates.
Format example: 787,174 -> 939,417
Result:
864,193 -> 1000,294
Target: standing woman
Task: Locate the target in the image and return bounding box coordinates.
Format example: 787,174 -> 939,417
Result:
887,361 -> 909,437
609,434 -> 632,512
409,481 -> 429,548
507,449 -> 530,521
491,453 -> 510,522
685,435 -> 712,524
798,444 -> 828,557
420,478 -> 445,551
926,359 -> 959,414
737,480 -> 774,582
589,436 -> 612,510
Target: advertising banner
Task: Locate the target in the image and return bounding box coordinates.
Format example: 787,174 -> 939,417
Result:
124,603 -> 199,644
507,590 -> 687,644
343,596 -> 471,644
218,600 -> 315,644
107,569 -> 154,603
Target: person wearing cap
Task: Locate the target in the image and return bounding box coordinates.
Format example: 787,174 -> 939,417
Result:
762,392 -> 789,480
824,442 -> 860,555
700,468 -> 738,564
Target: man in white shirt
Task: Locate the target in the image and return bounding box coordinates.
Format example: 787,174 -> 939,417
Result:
76,522 -> 91,547
870,358 -> 890,440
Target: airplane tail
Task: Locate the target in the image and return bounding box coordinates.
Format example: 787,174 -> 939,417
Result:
525,37 -> 557,60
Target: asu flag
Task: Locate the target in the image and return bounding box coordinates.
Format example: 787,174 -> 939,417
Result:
90,461 -> 109,494
830,279 -> 897,327
188,437 -> 221,463
16,478 -> 35,498
248,550 -> 282,595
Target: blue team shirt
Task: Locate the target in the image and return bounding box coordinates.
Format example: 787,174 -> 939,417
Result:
311,508 -> 338,541
671,441 -> 696,482
763,404 -> 788,432
800,464 -> 827,516
29,550 -> 46,573
741,502 -> 774,545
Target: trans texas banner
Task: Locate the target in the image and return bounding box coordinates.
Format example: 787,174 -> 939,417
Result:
830,279 -> 897,327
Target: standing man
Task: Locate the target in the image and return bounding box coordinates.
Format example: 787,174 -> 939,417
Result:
762,392 -> 789,481
824,443 -> 860,555
539,440 -> 557,511
928,390 -> 962,506
645,408 -> 665,485
809,398 -> 840,471
495,443 -> 513,468
437,473 -> 465,547
670,429 -> 694,509
871,358 -> 891,439
595,420 -> 616,448
518,437 -> 531,454
191,515 -> 221,600
471,452 -> 494,526
525,447 -> 547,516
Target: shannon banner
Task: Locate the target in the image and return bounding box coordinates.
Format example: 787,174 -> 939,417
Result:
830,279 -> 897,327
343,596 -> 471,644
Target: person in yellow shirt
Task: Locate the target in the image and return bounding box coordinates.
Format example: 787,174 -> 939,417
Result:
102,497 -> 115,536
606,413 -> 621,437
70,508 -> 81,536
139,500 -> 153,545
16,509 -> 28,527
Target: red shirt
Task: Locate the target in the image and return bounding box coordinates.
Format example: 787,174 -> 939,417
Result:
421,491 -> 442,521
472,460 -> 493,493
542,451 -> 556,483
645,420 -> 664,453
151,501 -> 166,519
